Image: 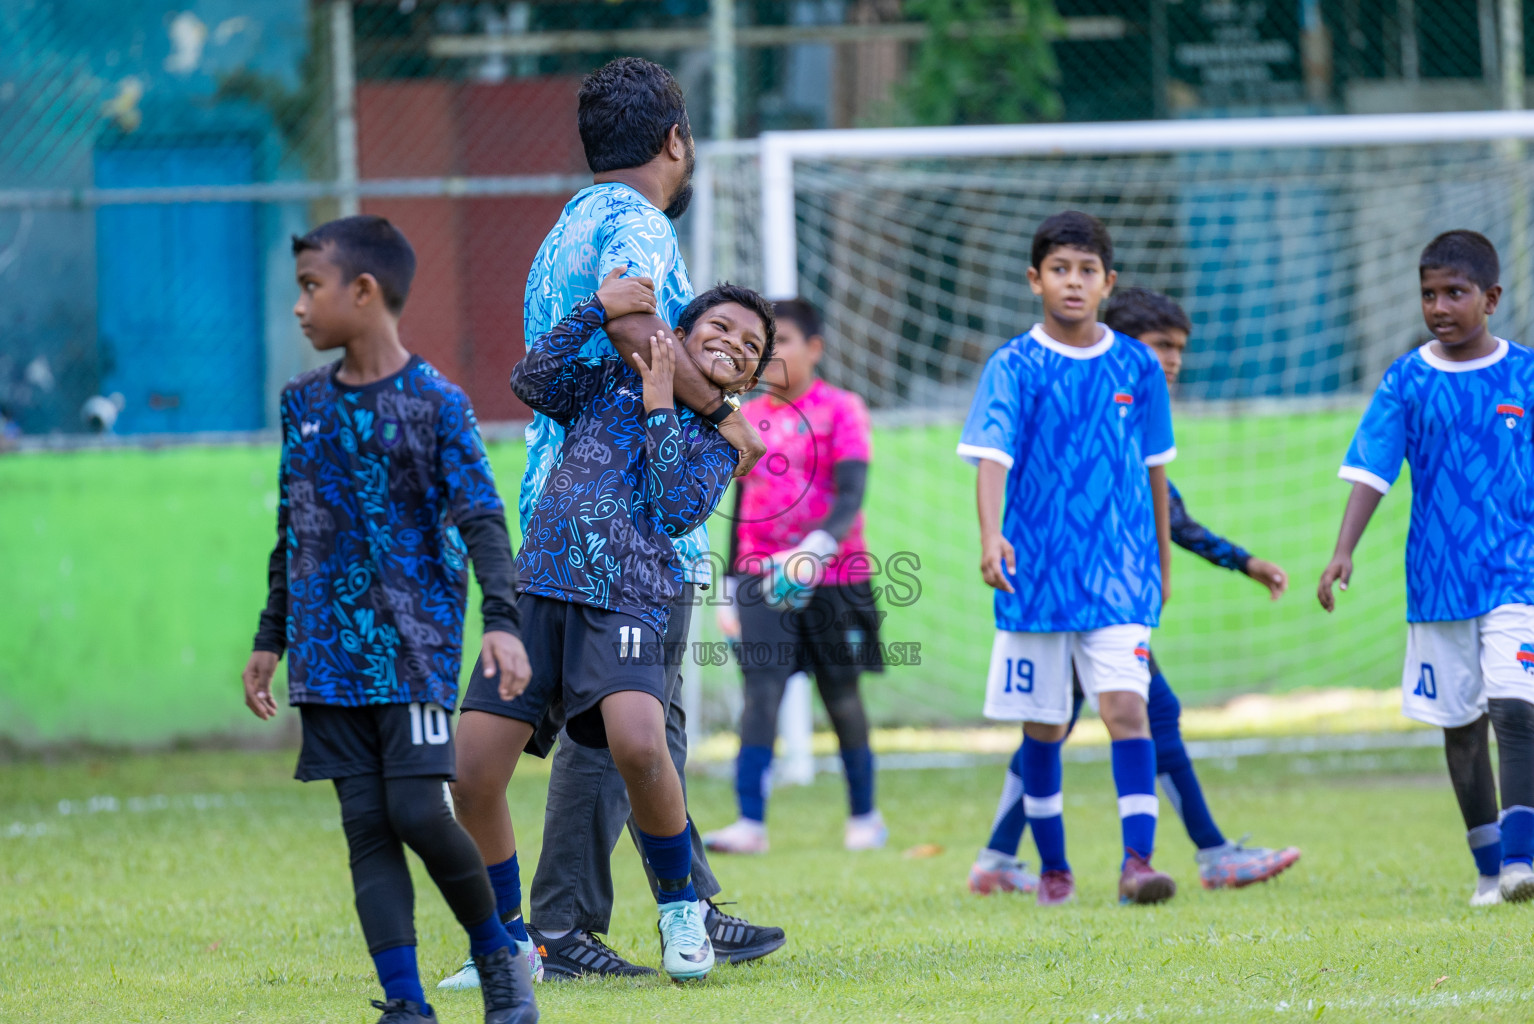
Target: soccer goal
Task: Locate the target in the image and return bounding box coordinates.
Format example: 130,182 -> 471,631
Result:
689,111 -> 1534,780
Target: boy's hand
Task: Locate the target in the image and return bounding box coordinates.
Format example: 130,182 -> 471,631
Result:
1246,557 -> 1288,600
631,333 -> 677,413
1316,554 -> 1353,612
595,266 -> 657,321
242,651 -> 280,720
980,533 -> 1017,593
717,412 -> 765,477
481,630 -> 532,701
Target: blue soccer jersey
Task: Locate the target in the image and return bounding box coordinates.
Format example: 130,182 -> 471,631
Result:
520,183 -> 708,583
276,357 -> 504,708
1340,338 -> 1534,622
958,324 -> 1177,632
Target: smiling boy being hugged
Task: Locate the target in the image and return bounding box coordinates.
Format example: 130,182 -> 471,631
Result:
1318,230 -> 1534,907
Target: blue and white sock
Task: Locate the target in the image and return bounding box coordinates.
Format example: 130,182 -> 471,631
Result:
985,741 -> 1028,857
842,745 -> 876,817
1502,806 -> 1534,867
1469,822 -> 1503,877
373,944 -> 427,1010
485,853 -> 530,943
1148,672 -> 1225,850
1112,737 -> 1159,863
639,824 -> 698,904
736,744 -> 774,823
1023,735 -> 1068,873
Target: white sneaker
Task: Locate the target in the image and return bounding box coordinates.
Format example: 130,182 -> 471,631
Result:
436,938 -> 543,989
657,899 -> 715,981
845,810 -> 888,851
703,818 -> 769,855
1472,874 -> 1503,906
1501,861 -> 1534,902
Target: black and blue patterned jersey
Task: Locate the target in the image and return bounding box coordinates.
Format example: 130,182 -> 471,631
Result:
1168,481 -> 1251,572
511,296 -> 737,632
272,356 -> 507,708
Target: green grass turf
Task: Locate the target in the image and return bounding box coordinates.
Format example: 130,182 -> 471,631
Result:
5,747 -> 1534,1022
0,409 -> 1410,743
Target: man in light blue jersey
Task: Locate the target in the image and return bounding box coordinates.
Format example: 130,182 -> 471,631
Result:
442,57 -> 782,987
959,211 -> 1178,907
1320,230 -> 1534,907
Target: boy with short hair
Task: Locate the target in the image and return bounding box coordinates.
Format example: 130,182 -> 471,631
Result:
969,286 -> 1300,897
451,273 -> 775,981
1319,229 -> 1534,907
959,210 -> 1178,907
703,297 -> 888,855
241,215 -> 537,1024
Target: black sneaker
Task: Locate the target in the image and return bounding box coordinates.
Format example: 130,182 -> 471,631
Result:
704,901 -> 787,964
473,945 -> 538,1024
526,927 -> 658,979
371,999 -> 437,1023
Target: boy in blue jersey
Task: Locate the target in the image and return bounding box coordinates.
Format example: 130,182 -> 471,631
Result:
241,217 -> 537,1024
441,58 -> 782,990
1319,230 -> 1534,907
452,273 -> 775,981
959,211 -> 1178,906
969,287 -> 1301,897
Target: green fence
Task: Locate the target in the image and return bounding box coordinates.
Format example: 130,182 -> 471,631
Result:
0,408 -> 1409,746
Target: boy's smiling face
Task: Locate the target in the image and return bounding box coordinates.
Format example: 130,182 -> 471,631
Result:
1027,244 -> 1117,328
1420,265 -> 1500,353
680,301 -> 765,393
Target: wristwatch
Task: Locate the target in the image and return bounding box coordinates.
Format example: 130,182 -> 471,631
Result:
703,393 -> 741,426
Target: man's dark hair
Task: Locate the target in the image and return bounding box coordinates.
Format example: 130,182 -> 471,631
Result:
578,57 -> 691,174
1104,287 -> 1192,340
772,298 -> 823,344
1420,229 -> 1500,290
678,283 -> 777,378
1030,210 -> 1113,270
291,216 -> 416,315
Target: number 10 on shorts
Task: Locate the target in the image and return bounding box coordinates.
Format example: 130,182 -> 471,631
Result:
408,702 -> 450,745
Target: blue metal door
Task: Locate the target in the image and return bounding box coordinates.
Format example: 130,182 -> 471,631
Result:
95,143 -> 262,433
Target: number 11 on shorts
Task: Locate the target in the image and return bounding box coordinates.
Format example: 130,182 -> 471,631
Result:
618,625 -> 643,660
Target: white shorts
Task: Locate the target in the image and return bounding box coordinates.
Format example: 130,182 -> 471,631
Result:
1401,604 -> 1534,728
983,624 -> 1153,724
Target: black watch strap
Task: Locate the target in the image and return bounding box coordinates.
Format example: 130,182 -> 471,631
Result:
702,401 -> 736,426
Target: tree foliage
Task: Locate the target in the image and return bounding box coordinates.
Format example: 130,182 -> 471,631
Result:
891,0 -> 1063,126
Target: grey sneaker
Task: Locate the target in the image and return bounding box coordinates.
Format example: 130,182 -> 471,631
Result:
1196,837 -> 1301,889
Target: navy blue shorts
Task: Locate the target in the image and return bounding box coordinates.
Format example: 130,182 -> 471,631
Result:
294,701 -> 457,781
459,593 -> 672,750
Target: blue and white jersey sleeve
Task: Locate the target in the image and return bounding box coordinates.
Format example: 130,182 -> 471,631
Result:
957,344 -> 1025,468
1341,363 -> 1407,495
1138,362 -> 1176,467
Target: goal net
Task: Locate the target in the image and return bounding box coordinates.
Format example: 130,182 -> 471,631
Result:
688,113 -> 1534,736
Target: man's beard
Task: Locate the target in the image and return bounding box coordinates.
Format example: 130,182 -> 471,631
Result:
664,144 -> 697,220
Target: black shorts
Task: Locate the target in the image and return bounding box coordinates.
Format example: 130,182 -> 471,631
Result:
460,593 -> 672,749
734,579 -> 886,683
294,702 -> 457,782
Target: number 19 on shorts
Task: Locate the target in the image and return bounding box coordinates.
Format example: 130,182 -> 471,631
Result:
1003,658 -> 1034,694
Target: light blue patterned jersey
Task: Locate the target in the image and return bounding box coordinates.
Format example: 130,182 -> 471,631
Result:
520,183 -> 708,583
1341,338 -> 1534,622
958,325 -> 1176,632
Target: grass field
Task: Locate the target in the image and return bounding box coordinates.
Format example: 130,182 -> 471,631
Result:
6,744 -> 1534,1023
0,407 -> 1412,744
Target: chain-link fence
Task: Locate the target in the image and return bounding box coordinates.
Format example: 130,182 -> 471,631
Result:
1,1 -> 1528,438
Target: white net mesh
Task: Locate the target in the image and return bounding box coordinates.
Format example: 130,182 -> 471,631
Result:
688,131 -> 1534,730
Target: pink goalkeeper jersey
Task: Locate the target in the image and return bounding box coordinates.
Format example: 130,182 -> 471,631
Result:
733,378 -> 873,586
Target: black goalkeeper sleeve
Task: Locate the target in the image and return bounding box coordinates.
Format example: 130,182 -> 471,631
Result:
725,482 -> 743,576
458,511 -> 521,637
252,537 -> 288,656
818,460 -> 869,543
